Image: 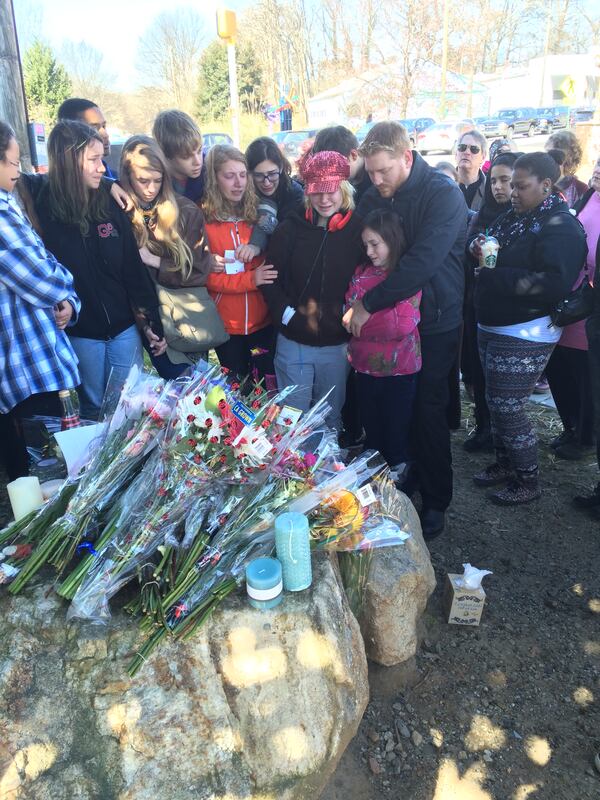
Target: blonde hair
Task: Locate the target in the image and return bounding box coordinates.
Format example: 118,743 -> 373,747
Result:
203,144 -> 258,223
303,180 -> 355,213
119,135 -> 193,280
359,121 -> 411,158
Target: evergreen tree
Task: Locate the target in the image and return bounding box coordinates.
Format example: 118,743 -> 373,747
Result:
23,40 -> 72,125
196,40 -> 263,123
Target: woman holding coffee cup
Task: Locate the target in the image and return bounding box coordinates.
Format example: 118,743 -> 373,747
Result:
472,152 -> 586,505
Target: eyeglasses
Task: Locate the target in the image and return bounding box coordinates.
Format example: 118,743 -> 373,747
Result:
252,169 -> 281,184
457,143 -> 481,154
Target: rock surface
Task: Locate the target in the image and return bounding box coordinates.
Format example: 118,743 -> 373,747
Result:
357,490 -> 436,666
0,554 -> 369,800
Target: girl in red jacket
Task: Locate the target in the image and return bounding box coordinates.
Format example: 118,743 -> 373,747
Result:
344,209 -> 421,477
203,145 -> 277,384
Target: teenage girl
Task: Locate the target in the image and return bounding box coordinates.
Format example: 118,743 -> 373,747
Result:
344,209 -> 422,477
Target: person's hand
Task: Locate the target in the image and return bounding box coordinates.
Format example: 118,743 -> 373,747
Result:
54,300 -> 74,330
254,263 -> 278,287
144,325 -> 167,356
236,243 -> 260,262
110,182 -> 134,212
342,299 -> 371,337
139,246 -> 160,268
212,254 -> 230,273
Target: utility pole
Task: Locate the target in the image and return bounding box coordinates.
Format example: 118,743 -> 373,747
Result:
439,0 -> 449,120
217,8 -> 240,147
538,1 -> 552,107
0,0 -> 32,170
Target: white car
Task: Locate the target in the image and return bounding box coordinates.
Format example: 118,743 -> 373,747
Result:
417,120 -> 475,155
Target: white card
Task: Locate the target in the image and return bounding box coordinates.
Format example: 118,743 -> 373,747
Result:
276,405 -> 303,426
356,483 -> 377,507
247,434 -> 273,461
54,423 -> 107,478
224,249 -> 245,275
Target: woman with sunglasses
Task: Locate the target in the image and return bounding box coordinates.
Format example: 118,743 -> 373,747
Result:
455,130 -> 488,212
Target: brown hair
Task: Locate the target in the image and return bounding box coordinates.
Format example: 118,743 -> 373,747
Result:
47,120 -> 107,234
203,144 -> 258,223
119,135 -> 193,280
545,131 -> 582,176
359,121 -> 411,158
152,110 -> 202,160
361,208 -> 407,272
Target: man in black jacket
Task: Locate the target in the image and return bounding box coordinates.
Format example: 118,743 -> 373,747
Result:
343,122 -> 467,539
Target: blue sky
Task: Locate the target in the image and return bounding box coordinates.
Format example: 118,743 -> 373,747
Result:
13,0 -> 253,91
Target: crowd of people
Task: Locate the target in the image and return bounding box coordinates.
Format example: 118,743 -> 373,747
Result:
1,97 -> 599,542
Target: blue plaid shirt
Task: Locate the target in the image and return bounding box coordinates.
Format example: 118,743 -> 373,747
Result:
0,188 -> 81,413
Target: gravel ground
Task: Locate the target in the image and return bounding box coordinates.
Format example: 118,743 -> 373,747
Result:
323,399 -> 600,800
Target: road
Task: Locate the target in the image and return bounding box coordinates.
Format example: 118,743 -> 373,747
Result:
421,131 -> 551,168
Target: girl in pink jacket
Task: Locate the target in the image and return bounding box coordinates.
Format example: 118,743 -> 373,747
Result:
344,210 -> 421,477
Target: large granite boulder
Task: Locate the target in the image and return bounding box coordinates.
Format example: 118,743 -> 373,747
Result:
356,490 -> 436,666
0,554 -> 368,800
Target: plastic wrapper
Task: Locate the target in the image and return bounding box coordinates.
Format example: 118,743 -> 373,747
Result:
9,369 -> 177,594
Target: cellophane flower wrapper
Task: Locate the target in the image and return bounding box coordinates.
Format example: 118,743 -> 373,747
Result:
9,370 -> 176,594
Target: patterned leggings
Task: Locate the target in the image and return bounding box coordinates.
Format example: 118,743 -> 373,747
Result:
478,329 -> 555,474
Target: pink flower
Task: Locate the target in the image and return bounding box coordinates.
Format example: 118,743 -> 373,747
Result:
304,453 -> 317,468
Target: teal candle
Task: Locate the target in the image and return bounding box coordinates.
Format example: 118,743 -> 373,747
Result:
274,511 -> 312,592
246,557 -> 283,610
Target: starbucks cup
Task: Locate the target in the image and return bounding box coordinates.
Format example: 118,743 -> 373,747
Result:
479,236 -> 499,269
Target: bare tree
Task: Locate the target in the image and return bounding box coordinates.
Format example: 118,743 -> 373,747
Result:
60,41 -> 116,103
136,8 -> 206,114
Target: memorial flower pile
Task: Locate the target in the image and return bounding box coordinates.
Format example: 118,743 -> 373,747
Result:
3,363 -> 411,674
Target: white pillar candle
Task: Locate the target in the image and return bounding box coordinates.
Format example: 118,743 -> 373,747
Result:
7,476 -> 45,521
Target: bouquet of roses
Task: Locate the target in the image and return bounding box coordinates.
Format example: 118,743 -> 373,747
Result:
9,369 -> 176,594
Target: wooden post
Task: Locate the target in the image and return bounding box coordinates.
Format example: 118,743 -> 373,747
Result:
0,0 -> 32,170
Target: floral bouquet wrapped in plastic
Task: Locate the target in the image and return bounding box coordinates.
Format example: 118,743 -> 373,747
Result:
9,368 -> 176,593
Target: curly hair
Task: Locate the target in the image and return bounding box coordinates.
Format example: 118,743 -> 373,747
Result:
203,145 -> 258,223
119,135 -> 193,281
545,131 -> 582,175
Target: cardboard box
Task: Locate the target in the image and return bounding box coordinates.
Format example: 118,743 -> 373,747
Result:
443,573 -> 486,626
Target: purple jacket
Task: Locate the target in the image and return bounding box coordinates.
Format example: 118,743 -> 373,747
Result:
345,264 -> 422,377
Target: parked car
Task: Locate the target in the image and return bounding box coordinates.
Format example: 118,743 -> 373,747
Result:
478,107 -> 538,139
271,131 -> 290,148
404,117 -> 436,135
417,120 -> 474,154
203,132 -> 234,149
356,121 -> 376,144
571,107 -> 595,125
281,129 -> 319,163
535,106 -> 569,133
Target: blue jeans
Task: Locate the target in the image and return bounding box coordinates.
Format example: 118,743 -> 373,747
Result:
274,333 -> 349,431
69,325 -> 143,419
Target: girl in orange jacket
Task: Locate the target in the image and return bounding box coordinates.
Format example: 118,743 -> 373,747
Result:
203,145 -> 277,384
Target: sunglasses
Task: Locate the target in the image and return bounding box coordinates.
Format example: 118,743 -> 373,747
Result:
457,143 -> 481,154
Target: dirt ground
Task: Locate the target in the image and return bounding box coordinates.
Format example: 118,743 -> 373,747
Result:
323,399 -> 600,800
1,398 -> 598,800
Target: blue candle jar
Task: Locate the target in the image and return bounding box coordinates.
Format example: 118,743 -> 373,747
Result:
246,557 -> 283,610
275,511 -> 312,592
